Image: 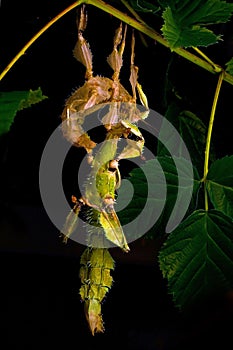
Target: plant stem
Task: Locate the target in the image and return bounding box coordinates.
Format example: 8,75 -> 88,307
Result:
0,0 -> 84,81
203,71 -> 225,211
192,47 -> 222,73
120,0 -> 149,47
1,0 -> 233,87
120,0 -> 147,25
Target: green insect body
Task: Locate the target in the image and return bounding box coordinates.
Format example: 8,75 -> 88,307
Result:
96,161 -> 120,200
84,138 -> 119,209
85,139 -> 129,252
61,138 -> 130,252
79,247 -> 115,335
84,157 -> 129,252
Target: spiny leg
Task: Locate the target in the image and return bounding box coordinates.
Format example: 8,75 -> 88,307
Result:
73,4 -> 93,80
107,23 -> 127,98
129,30 -> 138,103
60,195 -> 84,243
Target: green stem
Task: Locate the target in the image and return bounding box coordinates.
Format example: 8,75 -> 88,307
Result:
0,0 -> 85,81
1,0 -> 233,87
85,0 -> 233,85
203,71 -> 225,211
120,0 -> 147,25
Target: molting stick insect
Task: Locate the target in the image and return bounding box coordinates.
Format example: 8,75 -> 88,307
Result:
60,4 -> 151,336
60,4 -> 149,250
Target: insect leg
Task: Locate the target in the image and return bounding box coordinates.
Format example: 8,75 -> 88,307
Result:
129,30 -> 149,118
73,5 -> 93,79
60,196 -> 84,243
116,120 -> 145,160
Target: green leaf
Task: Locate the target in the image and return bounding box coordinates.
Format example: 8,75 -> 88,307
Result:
116,158 -> 167,241
117,156 -> 200,239
18,88 -> 47,110
161,0 -> 233,48
0,88 -> 48,136
226,57 -> 233,75
206,155 -> 233,218
157,102 -> 207,174
159,209 -> 233,309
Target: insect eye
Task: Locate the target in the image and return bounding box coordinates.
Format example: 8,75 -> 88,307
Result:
108,159 -> 118,171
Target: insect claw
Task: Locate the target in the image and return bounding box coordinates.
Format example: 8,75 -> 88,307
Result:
77,4 -> 88,32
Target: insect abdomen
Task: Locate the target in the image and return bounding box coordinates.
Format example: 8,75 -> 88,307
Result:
79,247 -> 115,335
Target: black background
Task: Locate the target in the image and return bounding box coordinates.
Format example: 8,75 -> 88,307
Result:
1,1 -> 233,349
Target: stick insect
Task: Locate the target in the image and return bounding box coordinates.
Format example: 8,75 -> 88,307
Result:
60,5 -> 149,335
60,5 -> 149,250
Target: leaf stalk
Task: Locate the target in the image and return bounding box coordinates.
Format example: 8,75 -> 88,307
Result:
192,47 -> 222,73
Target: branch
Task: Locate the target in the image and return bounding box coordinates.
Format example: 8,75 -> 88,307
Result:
1,0 -> 233,87
86,0 -> 233,85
